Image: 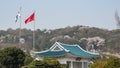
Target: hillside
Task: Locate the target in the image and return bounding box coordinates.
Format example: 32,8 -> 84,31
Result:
0,25 -> 120,54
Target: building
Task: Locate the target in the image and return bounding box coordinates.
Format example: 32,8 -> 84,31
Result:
34,42 -> 99,68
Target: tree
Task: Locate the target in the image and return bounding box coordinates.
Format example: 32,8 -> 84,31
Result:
22,58 -> 65,68
79,37 -> 105,51
24,53 -> 33,65
104,58 -> 120,68
0,47 -> 25,68
90,58 -> 120,68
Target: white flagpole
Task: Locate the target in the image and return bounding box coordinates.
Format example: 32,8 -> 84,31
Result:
19,7 -> 22,48
33,11 -> 35,51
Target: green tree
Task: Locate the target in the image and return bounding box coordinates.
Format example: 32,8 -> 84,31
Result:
90,62 -> 106,68
90,58 -> 120,68
24,53 -> 33,65
0,47 -> 25,68
22,60 -> 44,68
104,58 -> 120,68
22,58 -> 65,68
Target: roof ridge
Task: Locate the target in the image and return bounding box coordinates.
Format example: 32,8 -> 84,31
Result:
57,42 -> 78,46
34,50 -> 49,53
56,42 -> 70,52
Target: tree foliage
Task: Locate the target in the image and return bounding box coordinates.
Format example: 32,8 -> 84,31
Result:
0,47 -> 25,68
90,58 -> 120,68
0,25 -> 120,53
22,58 -> 64,68
24,53 -> 33,65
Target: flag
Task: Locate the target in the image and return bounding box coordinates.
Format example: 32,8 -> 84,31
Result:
25,12 -> 35,24
15,12 -> 20,22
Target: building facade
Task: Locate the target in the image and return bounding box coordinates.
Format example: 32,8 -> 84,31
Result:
35,42 -> 99,68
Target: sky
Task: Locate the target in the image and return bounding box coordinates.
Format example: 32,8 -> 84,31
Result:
0,0 -> 120,30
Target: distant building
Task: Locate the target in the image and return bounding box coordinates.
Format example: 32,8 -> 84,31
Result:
34,42 -> 99,68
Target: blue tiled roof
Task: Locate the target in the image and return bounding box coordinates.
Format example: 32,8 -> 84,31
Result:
60,43 -> 99,57
35,50 -> 67,57
35,42 -> 99,58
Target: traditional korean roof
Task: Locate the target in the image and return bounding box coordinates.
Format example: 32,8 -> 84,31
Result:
35,50 -> 67,57
35,42 -> 99,58
59,42 -> 99,57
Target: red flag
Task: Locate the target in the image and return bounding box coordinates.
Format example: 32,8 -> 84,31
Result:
25,12 -> 35,24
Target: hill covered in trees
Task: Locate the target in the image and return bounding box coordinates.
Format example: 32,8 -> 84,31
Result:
0,25 -> 120,54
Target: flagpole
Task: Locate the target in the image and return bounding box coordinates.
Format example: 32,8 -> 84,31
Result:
33,11 -> 35,51
24,12 -> 35,51
19,7 -> 22,48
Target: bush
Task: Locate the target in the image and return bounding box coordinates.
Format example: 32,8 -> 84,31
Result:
90,58 -> 120,68
104,58 -> 120,68
24,53 -> 33,65
22,58 -> 66,68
